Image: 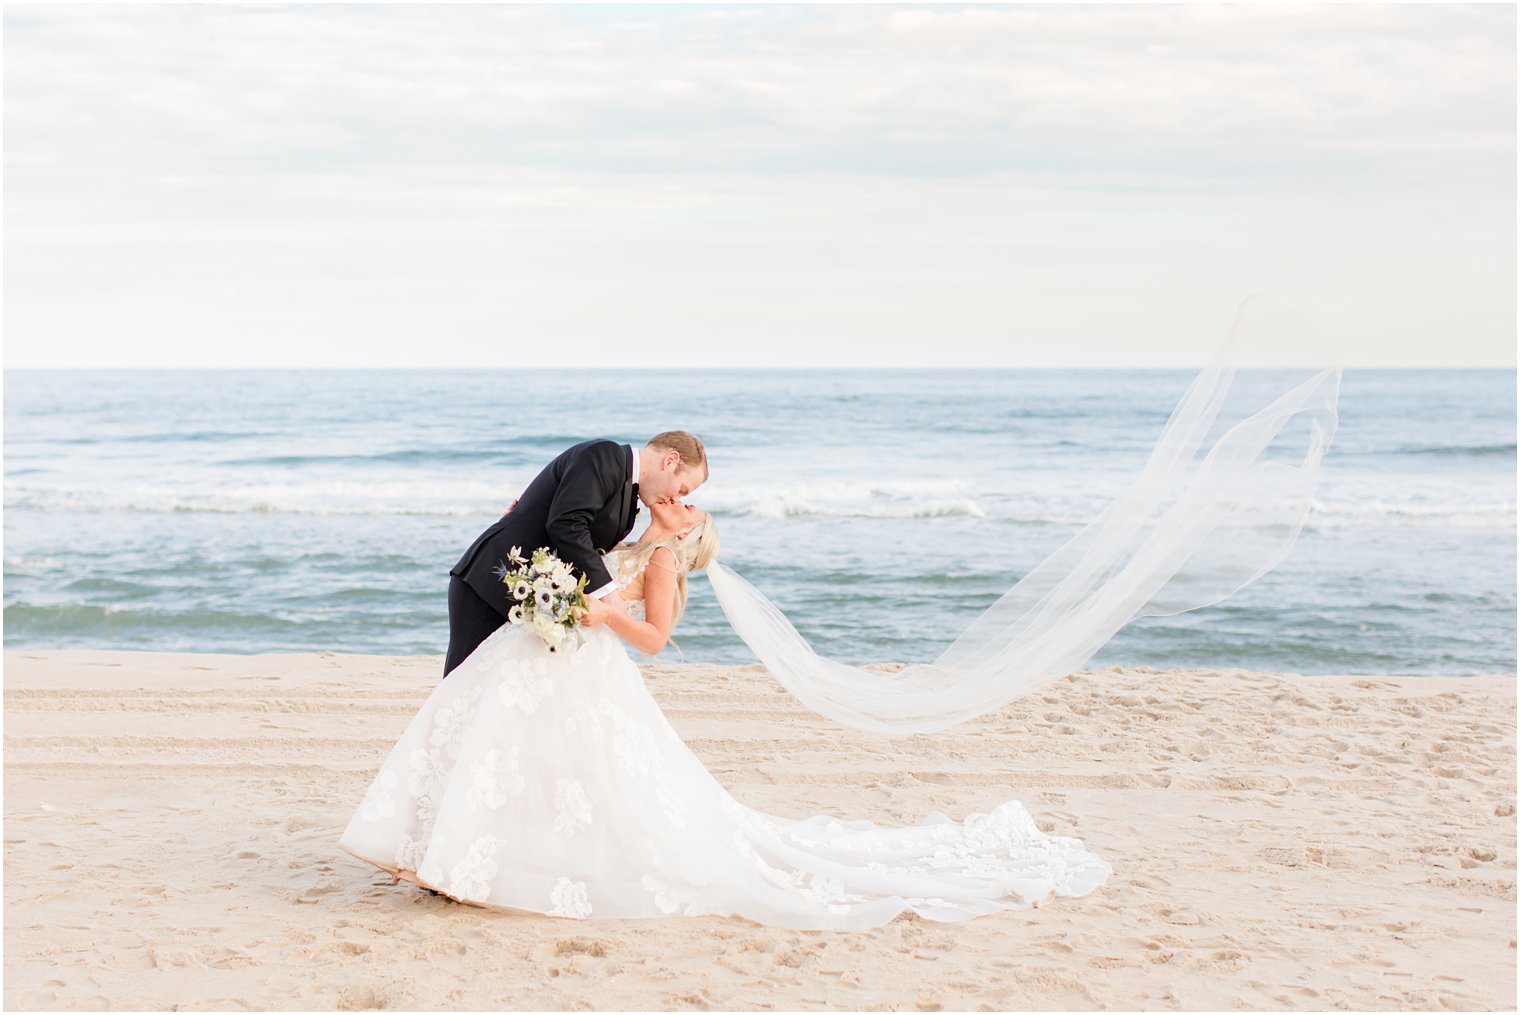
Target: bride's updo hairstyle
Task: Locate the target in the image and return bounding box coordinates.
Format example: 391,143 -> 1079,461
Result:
622,514 -> 720,626
668,514 -> 719,625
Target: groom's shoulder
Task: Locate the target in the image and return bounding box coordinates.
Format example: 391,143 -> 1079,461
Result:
559,438 -> 625,461
544,438 -> 626,475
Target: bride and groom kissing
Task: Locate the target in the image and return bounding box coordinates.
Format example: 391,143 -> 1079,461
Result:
339,429 -> 1111,926
338,296 -> 1335,926
443,431 -> 714,676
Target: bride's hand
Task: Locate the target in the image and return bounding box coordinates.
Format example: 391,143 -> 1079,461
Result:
581,594 -> 615,628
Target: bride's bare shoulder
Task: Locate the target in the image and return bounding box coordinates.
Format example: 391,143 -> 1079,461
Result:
645,544 -> 678,573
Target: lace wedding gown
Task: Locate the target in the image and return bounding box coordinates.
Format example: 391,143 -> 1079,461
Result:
340,549 -> 1110,929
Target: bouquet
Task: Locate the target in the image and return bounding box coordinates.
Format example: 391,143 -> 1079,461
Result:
494,546 -> 590,651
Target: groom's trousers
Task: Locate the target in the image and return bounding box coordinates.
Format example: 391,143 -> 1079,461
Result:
443,575 -> 508,678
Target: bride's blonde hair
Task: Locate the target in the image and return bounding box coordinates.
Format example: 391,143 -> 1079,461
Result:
619,515 -> 720,626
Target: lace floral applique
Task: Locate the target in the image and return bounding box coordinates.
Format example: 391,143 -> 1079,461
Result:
563,698 -> 606,741
402,741 -> 446,855
798,873 -> 868,914
726,829 -> 872,913
933,847 -> 1036,883
655,782 -> 687,828
549,877 -> 592,919
408,746 -> 446,825
961,803 -> 1040,847
612,721 -> 658,778
358,770 -> 398,822
640,874 -> 683,915
429,685 -> 481,760
417,834 -> 446,886
604,704 -> 691,828
730,831 -> 799,891
801,874 -> 847,903
449,836 -> 500,902
640,875 -> 718,917
593,629 -> 624,665
498,659 -> 552,714
904,896 -> 954,911
798,819 -> 891,856
552,778 -> 594,837
395,835 -> 427,872
467,748 -> 525,810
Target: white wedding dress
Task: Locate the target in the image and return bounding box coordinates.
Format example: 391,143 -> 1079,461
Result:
340,548 -> 1110,929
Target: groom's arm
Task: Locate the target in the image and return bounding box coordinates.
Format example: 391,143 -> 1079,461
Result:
543,441 -> 622,594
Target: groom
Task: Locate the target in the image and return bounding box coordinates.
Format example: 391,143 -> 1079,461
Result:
444,431 -> 708,676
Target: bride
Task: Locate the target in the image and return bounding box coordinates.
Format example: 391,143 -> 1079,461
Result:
339,496 -> 1113,928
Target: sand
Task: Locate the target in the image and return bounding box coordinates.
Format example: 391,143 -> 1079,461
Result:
3,650 -> 1515,1011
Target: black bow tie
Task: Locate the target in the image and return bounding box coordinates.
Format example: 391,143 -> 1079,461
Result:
630,483 -> 640,515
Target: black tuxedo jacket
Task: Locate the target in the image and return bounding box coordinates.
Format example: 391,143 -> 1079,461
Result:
451,439 -> 639,617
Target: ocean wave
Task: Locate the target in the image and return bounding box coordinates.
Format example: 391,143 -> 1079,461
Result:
1,478 -> 994,521
219,448 -> 517,468
1334,442 -> 1518,459
5,602 -> 148,619
3,555 -> 65,573
218,435 -> 597,469
3,478 -> 1514,529
1,601 -> 315,635
1,480 -> 522,518
695,481 -> 988,520
1306,497 -> 1516,528
48,429 -> 273,446
1395,442 -> 1517,457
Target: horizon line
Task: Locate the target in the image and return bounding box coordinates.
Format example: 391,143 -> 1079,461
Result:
4,363 -> 1516,372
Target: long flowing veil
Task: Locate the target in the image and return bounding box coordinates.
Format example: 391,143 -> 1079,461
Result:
705,295 -> 1343,735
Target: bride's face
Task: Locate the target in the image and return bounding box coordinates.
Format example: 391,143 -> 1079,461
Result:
648,499 -> 706,535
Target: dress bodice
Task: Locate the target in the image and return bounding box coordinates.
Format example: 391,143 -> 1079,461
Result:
602,545 -> 648,617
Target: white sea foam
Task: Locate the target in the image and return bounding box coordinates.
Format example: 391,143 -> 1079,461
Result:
2,480 -> 516,517
697,481 -> 988,520
5,477 -> 1513,528
1307,497 -> 1518,528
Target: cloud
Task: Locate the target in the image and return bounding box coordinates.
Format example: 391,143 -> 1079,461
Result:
3,4 -> 1514,367
6,4 -> 1511,179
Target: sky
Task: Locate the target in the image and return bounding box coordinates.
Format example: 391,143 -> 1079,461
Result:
3,3 -> 1516,368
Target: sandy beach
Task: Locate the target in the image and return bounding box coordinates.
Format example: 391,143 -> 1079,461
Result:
4,650 -> 1514,1011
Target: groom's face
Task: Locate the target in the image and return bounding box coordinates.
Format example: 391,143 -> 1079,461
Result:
642,453 -> 704,507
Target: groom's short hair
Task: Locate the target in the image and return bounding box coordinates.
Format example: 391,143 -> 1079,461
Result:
647,431 -> 708,480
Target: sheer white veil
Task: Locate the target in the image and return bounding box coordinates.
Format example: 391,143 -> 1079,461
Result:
704,295 -> 1343,735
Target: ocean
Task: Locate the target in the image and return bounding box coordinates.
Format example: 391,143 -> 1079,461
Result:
4,368 -> 1514,676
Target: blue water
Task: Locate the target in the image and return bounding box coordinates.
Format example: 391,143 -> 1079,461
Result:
4,368 -> 1515,675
